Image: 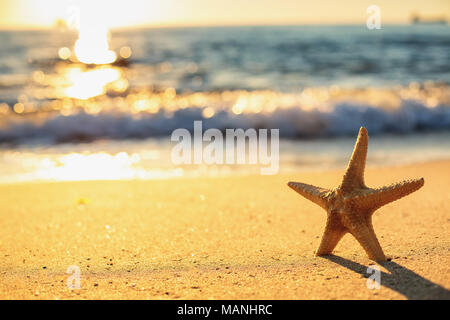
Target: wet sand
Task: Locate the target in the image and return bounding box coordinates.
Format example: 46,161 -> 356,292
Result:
0,160 -> 449,299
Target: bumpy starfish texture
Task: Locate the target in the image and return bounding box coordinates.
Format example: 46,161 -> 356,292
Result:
288,127 -> 424,261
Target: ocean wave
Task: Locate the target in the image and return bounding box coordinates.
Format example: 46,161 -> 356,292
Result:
0,90 -> 449,144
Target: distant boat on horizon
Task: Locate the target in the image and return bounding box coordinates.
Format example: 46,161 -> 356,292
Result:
410,14 -> 447,25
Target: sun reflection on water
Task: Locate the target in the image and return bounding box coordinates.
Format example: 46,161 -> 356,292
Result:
62,4 -> 118,65
46,152 -> 140,181
2,151 -> 184,182
74,25 -> 117,65
65,66 -> 122,100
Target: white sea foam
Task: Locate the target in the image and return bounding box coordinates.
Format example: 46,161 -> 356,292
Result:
0,91 -> 449,144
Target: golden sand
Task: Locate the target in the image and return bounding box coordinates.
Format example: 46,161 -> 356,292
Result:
0,161 -> 449,299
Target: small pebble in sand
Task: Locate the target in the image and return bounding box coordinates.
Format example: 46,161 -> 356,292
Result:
76,198 -> 90,206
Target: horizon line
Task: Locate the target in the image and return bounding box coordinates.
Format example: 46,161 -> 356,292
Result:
0,21 -> 447,32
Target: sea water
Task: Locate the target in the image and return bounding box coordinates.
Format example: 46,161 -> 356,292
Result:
0,25 -> 449,182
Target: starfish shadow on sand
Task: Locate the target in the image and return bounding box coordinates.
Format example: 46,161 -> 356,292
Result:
321,255 -> 450,300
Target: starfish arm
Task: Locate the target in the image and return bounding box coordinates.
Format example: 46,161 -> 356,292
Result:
288,181 -> 330,210
348,218 -> 386,261
340,127 -> 368,192
316,215 -> 347,256
352,178 -> 424,212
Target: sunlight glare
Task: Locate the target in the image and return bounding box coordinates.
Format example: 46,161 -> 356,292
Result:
27,152 -> 184,182
74,25 -> 117,64
65,67 -> 121,100
67,4 -> 117,65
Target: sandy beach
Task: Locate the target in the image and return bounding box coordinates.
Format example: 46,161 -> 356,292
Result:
0,0 -> 449,304
0,160 -> 449,300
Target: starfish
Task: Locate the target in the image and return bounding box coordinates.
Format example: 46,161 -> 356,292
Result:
288,127 -> 424,261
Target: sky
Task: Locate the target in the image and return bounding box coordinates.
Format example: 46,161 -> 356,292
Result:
0,0 -> 448,29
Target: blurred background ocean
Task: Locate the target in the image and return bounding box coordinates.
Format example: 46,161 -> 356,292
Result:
0,25 -> 449,182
